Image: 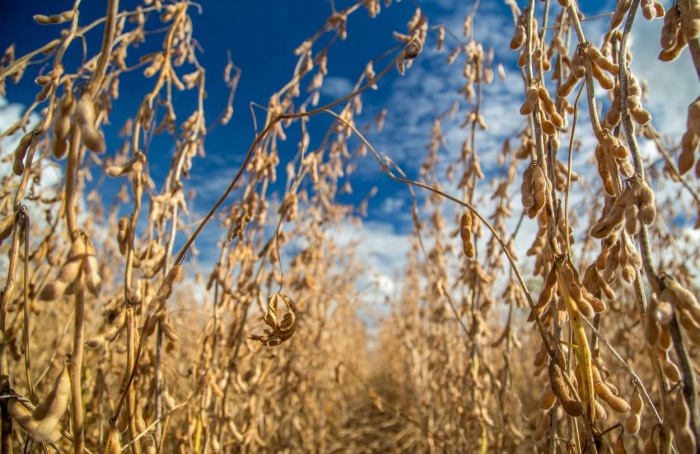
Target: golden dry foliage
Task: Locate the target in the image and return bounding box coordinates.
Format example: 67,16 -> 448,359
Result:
0,1 -> 699,453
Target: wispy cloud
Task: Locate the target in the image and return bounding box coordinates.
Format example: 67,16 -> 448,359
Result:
320,76 -> 355,99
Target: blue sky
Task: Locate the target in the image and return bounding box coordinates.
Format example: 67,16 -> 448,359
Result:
1,1 -> 698,308
0,1 -> 425,219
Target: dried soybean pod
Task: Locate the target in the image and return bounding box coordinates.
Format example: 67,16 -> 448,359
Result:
529,266 -> 557,322
8,399 -> 38,436
13,131 -> 33,176
557,72 -> 580,97
595,400 -> 608,420
594,380 -> 630,413
548,354 -> 584,417
645,0 -> 665,19
570,284 -> 595,317
530,164 -> 547,218
34,10 -> 75,24
581,287 -> 606,313
625,204 -> 639,235
68,236 -> 87,260
0,212 -> 15,245
594,144 -> 616,196
663,274 -> 700,324
75,92 -> 106,152
160,314 -> 179,342
31,360 -> 71,442
615,434 -> 627,454
674,426 -> 697,453
105,425 -> 122,454
661,351 -> 681,382
630,386 -> 643,414
667,389 -> 696,452
147,264 -> 183,314
591,207 -> 624,239
631,106 -> 653,125
52,90 -> 74,159
590,60 -> 615,90
117,216 -> 129,255
533,344 -> 548,368
83,254 -> 102,296
538,86 -> 557,114
636,181 -> 656,225
643,428 -> 659,454
571,49 -> 586,78
38,280 -> 68,301
660,6 -> 680,47
520,86 -> 540,115
688,96 -> 700,136
659,29 -> 687,61
86,309 -> 126,348
541,119 -> 556,135
540,388 -> 556,410
460,211 -> 474,258
626,413 -> 641,434
540,266 -> 558,305
521,164 -> 534,209
587,45 -> 619,73
681,0 -> 700,39
592,364 -> 631,414
57,258 -> 82,284
510,15 -> 526,50
611,0 -> 632,28
679,132 -> 698,174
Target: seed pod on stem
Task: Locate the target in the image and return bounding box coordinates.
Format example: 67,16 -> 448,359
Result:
643,428 -> 659,454
548,352 -> 584,417
105,426 -> 122,454
106,153 -> 146,177
519,86 -> 540,115
147,265 -> 183,314
52,89 -> 74,158
34,10 -> 75,24
594,144 -> 616,196
117,216 -> 129,256
679,132 -> 698,174
594,379 -> 631,414
86,309 -> 127,349
666,388 -> 697,452
586,45 -> 619,74
626,413 -> 641,434
460,211 -> 474,258
31,360 -> 71,441
75,92 -> 106,152
661,274 -> 700,326
590,60 -> 614,90
641,0 -> 665,20
594,400 -> 608,420
13,131 -> 33,176
528,163 -> 547,219
659,6 -> 687,62
510,13 -> 526,50
611,0 -> 632,28
679,0 -> 700,39
540,388 -> 556,410
529,265 -> 558,322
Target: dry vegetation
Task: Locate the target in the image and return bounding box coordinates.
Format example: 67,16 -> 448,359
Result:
0,0 -> 700,452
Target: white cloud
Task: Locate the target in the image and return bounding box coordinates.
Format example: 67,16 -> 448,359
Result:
320,76 -> 355,99
330,219 -> 410,311
378,195 -> 406,216
629,16 -> 698,137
